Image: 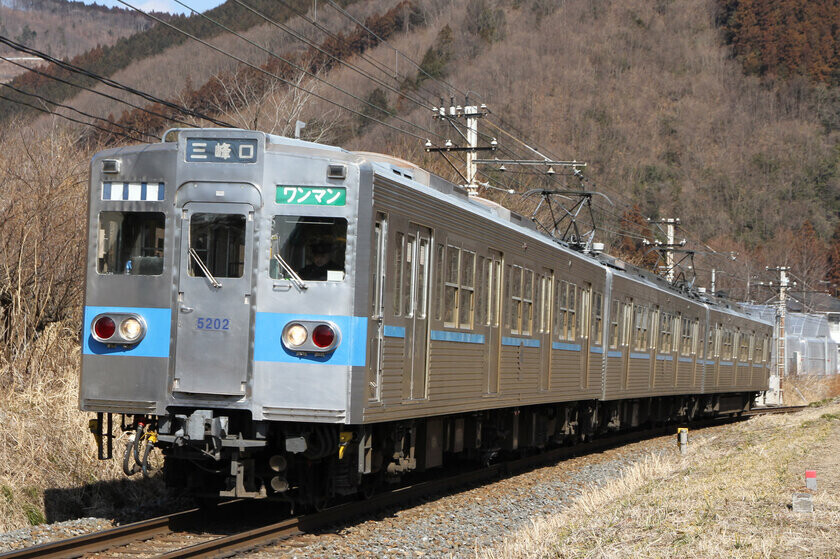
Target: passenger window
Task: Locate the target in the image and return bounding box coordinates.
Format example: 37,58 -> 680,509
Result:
371,214 -> 386,318
459,250 -> 475,329
189,213 -> 245,278
404,235 -> 415,317
522,269 -> 534,335
659,313 -> 671,352
97,211 -> 165,275
270,216 -> 347,281
680,317 -> 692,356
444,246 -> 459,327
394,233 -> 405,316
476,257 -> 487,326
609,300 -> 620,349
592,292 -> 603,343
567,285 -> 577,340
417,238 -> 429,319
634,305 -> 648,351
435,243 -> 444,321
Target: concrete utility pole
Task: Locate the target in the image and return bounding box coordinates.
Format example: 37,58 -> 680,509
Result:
464,105 -> 480,188
766,266 -> 790,404
426,99 -> 494,196
648,218 -> 682,282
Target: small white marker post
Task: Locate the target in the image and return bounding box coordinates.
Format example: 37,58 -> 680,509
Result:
793,470 -> 817,513
677,427 -> 688,455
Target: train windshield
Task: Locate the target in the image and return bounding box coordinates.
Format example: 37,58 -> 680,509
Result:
97,211 -> 165,275
270,216 -> 347,281
188,213 -> 246,279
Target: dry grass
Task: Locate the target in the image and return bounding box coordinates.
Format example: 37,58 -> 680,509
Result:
0,322 -> 170,532
481,403 -> 840,558
783,374 -> 840,405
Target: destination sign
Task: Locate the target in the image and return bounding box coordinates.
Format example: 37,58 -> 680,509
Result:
186,138 -> 258,163
276,186 -> 346,206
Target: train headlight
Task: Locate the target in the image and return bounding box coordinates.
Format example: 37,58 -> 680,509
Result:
283,323 -> 308,348
119,317 -> 144,342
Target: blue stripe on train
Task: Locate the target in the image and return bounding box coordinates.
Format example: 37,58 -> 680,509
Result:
254,313 -> 367,366
430,330 -> 485,344
553,342 -> 581,351
82,306 -> 172,358
383,325 -> 405,338
502,336 -> 540,348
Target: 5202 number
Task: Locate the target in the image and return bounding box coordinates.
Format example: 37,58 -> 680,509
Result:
196,317 -> 230,331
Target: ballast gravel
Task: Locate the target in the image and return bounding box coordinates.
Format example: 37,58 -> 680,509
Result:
0,517 -> 114,552
0,427 -> 720,557
247,431 -> 701,558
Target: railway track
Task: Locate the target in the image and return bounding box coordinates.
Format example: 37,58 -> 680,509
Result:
745,405 -> 807,416
2,405 -> 808,559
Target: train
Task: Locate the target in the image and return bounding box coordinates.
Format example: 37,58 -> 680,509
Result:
81,128 -> 773,505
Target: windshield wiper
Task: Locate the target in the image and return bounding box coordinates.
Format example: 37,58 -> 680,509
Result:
189,248 -> 222,288
273,253 -> 308,291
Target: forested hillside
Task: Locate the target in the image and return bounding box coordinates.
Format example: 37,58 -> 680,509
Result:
0,0 -> 320,119
0,0 -> 156,69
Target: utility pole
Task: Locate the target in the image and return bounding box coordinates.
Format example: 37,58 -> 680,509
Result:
647,218 -> 682,282
766,266 -> 790,404
425,98 -> 494,196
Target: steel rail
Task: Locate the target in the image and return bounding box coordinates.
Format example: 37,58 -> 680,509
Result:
0,509 -> 192,559
2,406 -> 810,558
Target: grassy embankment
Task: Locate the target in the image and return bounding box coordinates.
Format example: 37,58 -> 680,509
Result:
483,395 -> 840,558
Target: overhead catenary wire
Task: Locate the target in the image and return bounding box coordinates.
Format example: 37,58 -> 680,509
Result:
323,0 -> 469,99
0,81 -> 160,141
0,92 -> 146,143
0,35 -> 233,128
171,0 -> 444,141
0,54 -> 200,130
240,0 -> 444,116
114,0 -> 434,143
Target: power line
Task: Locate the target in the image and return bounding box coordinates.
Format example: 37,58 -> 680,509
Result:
242,0 -> 443,115
0,35 -> 233,128
0,92 -> 142,143
323,0 -> 468,99
115,0 -> 433,142
0,81 -> 159,141
0,54 -> 198,129
172,0 -> 443,141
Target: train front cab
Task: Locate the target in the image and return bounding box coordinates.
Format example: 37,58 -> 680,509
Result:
81,130 -> 368,500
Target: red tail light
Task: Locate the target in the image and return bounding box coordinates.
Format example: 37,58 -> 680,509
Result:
94,316 -> 116,340
311,324 -> 335,348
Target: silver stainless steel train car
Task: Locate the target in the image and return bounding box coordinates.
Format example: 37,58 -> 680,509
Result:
81,128 -> 773,503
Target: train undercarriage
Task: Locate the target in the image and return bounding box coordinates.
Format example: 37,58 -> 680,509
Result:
94,393 -> 756,507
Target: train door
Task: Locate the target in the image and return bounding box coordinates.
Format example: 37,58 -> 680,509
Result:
538,269 -> 553,391
486,249 -> 503,394
368,212 -> 387,402
400,224 -> 431,400
174,202 -> 254,395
